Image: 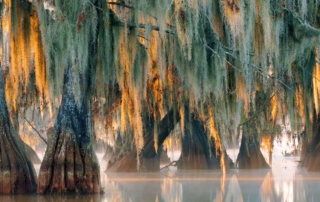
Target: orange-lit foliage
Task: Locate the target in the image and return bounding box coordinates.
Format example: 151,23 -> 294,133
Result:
295,85 -> 305,120
270,92 -> 277,122
29,9 -> 49,109
222,0 -> 244,38
207,105 -> 226,173
236,74 -> 250,113
313,60 -> 320,115
261,136 -> 273,152
3,2 -> 48,111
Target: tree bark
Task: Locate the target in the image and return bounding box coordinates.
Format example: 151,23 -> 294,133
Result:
106,108 -> 179,172
177,115 -> 221,170
236,123 -> 270,169
237,119 -> 270,169
0,74 -> 37,194
37,67 -> 101,194
306,113 -> 320,171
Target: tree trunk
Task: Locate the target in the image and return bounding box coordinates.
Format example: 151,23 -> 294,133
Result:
38,67 -> 101,194
236,124 -> 270,169
0,74 -> 37,194
307,114 -> 320,171
300,112 -> 320,171
298,131 -> 310,168
177,116 -> 221,170
106,108 -> 179,172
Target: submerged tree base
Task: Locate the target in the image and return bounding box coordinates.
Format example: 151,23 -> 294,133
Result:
237,134 -> 270,169
37,66 -> 102,194
106,149 -> 160,172
0,73 -> 37,193
38,128 -> 101,194
0,117 -> 37,194
177,118 -> 221,170
307,143 -> 320,171
107,109 -> 179,172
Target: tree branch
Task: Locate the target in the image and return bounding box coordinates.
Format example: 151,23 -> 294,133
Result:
20,112 -> 47,145
107,2 -> 133,9
112,20 -> 176,34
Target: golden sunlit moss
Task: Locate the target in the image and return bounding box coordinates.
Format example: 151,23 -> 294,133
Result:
29,9 -> 50,113
7,13 -> 29,110
270,92 -> 277,122
179,107 -> 185,137
208,106 -> 226,173
261,135 -> 273,164
313,60 -> 320,115
221,0 -> 244,39
2,2 -> 49,112
295,85 -> 305,121
236,74 -> 250,113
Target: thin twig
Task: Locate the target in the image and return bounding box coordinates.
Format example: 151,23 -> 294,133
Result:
20,112 -> 47,145
112,20 -> 176,34
107,2 -> 133,9
160,161 -> 177,170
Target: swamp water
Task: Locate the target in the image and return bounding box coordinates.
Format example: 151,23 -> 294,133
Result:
1,153 -> 320,202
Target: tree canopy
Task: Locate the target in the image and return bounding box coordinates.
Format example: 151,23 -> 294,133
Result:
1,0 -> 320,176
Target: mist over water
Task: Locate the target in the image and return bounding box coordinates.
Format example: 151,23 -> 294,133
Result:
1,151 -> 316,202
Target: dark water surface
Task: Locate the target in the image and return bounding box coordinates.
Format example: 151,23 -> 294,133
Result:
2,154 -> 320,202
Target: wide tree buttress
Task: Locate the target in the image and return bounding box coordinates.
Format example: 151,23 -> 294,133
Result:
38,66 -> 101,194
0,73 -> 37,194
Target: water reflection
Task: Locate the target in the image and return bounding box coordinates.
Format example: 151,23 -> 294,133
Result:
225,175 -> 242,202
6,154 -> 320,201
104,169 -> 320,202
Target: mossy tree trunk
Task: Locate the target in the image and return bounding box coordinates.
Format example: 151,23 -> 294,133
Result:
37,0 -> 103,192
236,122 -> 270,169
106,108 -> 179,172
306,113 -> 320,171
0,73 -> 37,194
177,113 -> 222,170
37,66 -> 101,194
298,131 -> 310,168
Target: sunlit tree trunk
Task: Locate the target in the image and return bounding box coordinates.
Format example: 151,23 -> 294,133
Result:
106,108 -> 179,172
37,66 -> 101,193
236,122 -> 270,169
0,73 -> 37,193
